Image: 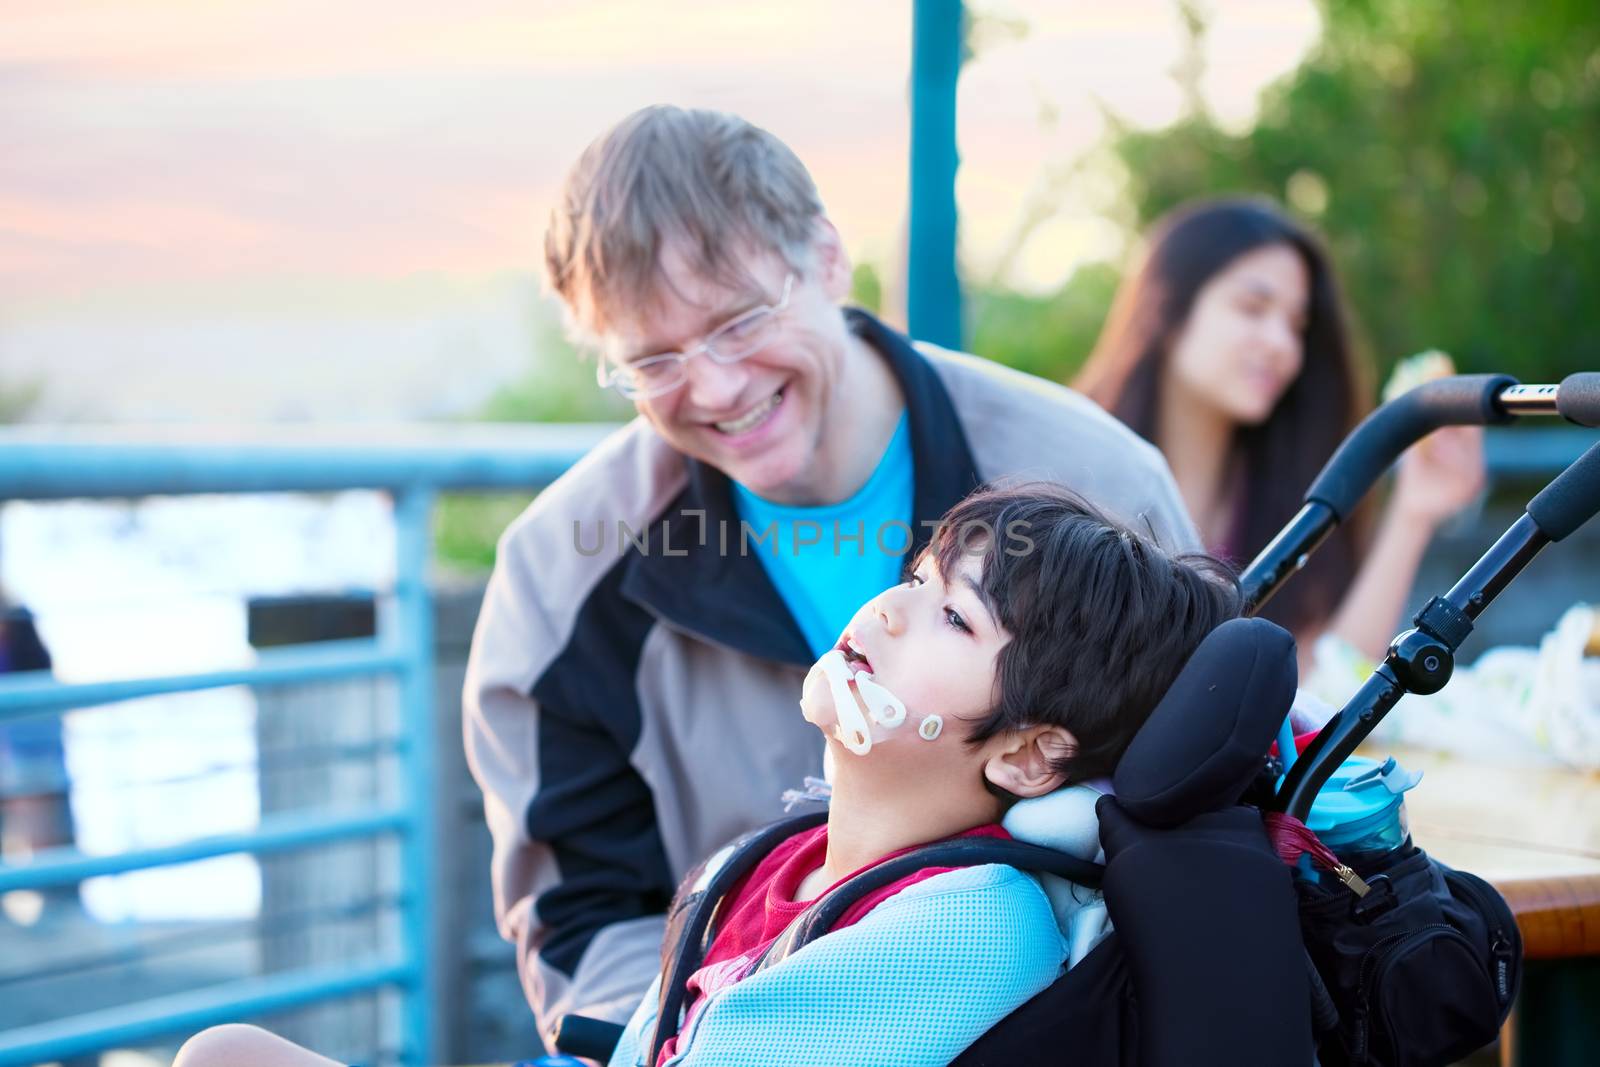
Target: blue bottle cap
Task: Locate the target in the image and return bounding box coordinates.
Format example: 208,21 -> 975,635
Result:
1306,755 -> 1422,848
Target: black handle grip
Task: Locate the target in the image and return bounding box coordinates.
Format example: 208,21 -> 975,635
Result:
552,1013 -> 625,1060
1527,439 -> 1600,542
1305,374 -> 1517,519
1558,372 -> 1600,428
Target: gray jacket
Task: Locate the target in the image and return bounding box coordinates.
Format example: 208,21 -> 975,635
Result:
462,310 -> 1199,1042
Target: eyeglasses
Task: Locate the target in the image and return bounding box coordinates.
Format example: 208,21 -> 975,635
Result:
597,274 -> 796,399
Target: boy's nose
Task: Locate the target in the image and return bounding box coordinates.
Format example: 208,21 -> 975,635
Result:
874,597 -> 903,636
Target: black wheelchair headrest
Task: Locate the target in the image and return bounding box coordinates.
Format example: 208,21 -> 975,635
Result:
1111,616 -> 1297,828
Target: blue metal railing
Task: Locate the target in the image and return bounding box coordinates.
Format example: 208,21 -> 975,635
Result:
0,422 -> 610,1067
0,421 -> 1589,1065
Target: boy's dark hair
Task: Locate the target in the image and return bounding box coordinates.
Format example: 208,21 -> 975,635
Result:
929,482 -> 1242,789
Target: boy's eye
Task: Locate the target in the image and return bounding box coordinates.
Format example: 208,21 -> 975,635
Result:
906,571 -> 925,587
944,607 -> 970,634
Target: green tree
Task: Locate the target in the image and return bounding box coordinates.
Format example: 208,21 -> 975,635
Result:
973,0 -> 1600,387
479,305 -> 633,424
1116,0 -> 1600,382
0,337 -> 42,422
0,381 -> 40,423
969,263 -> 1121,383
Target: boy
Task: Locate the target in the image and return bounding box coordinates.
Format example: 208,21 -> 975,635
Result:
173,484 -> 1237,1067
609,482 -> 1239,1065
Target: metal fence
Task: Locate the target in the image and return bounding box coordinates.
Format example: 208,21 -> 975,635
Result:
0,421 -> 1589,1066
0,423 -> 608,1066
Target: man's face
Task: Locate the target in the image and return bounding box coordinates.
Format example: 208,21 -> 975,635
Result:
600,242 -> 852,500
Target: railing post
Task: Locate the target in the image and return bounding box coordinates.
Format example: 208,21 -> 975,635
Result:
393,486 -> 439,1066
908,0 -> 965,349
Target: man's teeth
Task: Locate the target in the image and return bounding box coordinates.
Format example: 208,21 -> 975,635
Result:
714,391 -> 782,434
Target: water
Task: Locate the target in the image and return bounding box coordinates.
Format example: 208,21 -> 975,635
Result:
2,491 -> 394,921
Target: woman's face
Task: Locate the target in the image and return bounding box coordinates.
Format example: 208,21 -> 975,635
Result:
1166,243 -> 1310,425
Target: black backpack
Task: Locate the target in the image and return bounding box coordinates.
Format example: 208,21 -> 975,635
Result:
1294,840 -> 1521,1066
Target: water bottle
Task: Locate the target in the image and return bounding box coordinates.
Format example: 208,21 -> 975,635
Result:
1304,754 -> 1422,878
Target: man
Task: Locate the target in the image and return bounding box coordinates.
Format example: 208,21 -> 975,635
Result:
463,105 -> 1199,1045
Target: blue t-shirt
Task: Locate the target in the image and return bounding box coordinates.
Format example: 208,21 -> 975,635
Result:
732,414 -> 913,658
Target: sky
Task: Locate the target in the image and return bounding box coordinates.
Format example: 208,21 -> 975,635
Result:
0,0 -> 1319,421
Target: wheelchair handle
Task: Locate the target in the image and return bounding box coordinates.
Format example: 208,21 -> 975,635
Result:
1557,371 -> 1600,427
1527,437 -> 1600,542
1304,373 -> 1517,522
1240,372 -> 1591,615
1279,435 -> 1600,816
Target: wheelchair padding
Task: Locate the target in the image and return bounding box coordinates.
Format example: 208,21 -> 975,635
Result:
1112,616 -> 1296,829
648,809 -> 827,1066
951,931 -> 1136,1066
752,837 -> 1104,970
954,802 -> 1312,1066
1096,798 -> 1313,1065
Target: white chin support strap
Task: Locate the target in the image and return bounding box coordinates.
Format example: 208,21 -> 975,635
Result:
815,651 -> 925,756
855,673 -> 907,727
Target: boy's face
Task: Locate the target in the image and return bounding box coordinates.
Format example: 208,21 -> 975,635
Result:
800,550 -> 1007,755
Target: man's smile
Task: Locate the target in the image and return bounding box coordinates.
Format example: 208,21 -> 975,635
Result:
710,386 -> 786,436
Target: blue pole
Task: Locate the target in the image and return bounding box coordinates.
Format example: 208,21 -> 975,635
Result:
908,0 -> 964,349
393,487 -> 439,1066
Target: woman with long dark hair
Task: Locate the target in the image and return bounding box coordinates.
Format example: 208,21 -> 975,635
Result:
1076,198 -> 1484,663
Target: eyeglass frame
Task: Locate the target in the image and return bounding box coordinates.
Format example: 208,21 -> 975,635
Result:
595,273 -> 797,399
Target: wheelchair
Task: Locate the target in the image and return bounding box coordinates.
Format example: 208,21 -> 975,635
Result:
556,372 -> 1600,1067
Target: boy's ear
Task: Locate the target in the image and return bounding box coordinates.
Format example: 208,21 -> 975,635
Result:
983,725 -> 1076,799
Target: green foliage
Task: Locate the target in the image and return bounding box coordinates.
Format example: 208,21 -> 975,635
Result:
966,1 -> 1600,389
968,261 -> 1121,383
0,338 -> 42,422
851,262 -> 884,315
0,380 -> 41,423
434,491 -> 535,575
478,311 -> 634,424
1112,0 -> 1600,382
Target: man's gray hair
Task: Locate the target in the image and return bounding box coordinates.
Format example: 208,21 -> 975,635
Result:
544,105 -> 824,342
